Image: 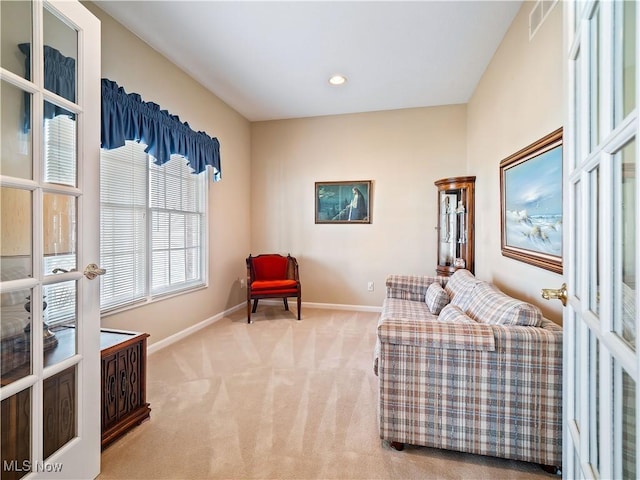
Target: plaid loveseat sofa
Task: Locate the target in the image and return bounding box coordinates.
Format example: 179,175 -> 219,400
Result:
374,269 -> 563,468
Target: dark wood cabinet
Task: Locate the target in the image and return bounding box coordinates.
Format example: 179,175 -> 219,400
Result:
100,329 -> 151,449
43,366 -> 76,458
1,328 -> 150,475
435,176 -> 476,276
1,389 -> 30,480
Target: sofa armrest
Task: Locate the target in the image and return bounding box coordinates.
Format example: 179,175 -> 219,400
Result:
385,275 -> 447,302
378,317 -> 496,351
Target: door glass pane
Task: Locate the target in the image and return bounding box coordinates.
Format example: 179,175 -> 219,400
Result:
43,366 -> 76,459
43,192 -> 76,272
588,331 -> 599,473
0,189 -> 33,382
1,388 -> 31,480
0,0 -> 31,79
614,0 -> 636,126
614,362 -> 636,480
42,280 -> 77,366
573,179 -> 582,300
615,140 -> 636,349
1,187 -> 32,277
43,5 -> 77,105
1,81 -> 32,179
0,287 -> 32,387
573,312 -> 583,430
589,4 -> 600,150
573,49 -> 582,171
43,110 -> 76,187
589,167 -> 600,315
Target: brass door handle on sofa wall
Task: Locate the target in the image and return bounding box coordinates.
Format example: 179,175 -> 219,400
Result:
541,283 -> 567,306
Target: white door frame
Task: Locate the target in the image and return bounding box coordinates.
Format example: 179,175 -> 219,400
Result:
0,1 -> 101,478
563,1 -> 639,478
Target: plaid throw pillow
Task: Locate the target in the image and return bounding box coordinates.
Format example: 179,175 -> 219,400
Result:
444,269 -> 479,311
425,282 -> 450,315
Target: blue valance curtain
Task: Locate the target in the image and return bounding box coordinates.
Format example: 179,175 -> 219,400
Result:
101,79 -> 221,181
18,43 -> 76,131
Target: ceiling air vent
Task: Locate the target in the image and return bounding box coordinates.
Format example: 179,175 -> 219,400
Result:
529,0 -> 558,40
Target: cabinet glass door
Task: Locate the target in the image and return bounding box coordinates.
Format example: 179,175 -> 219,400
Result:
435,176 -> 475,276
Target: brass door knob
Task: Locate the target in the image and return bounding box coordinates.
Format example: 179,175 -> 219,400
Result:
541,283 -> 567,306
84,263 -> 106,280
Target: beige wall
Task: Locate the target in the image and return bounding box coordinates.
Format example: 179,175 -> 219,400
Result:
251,2 -> 564,321
467,2 -> 564,323
85,0 -> 563,340
84,2 -> 252,344
251,106 -> 467,307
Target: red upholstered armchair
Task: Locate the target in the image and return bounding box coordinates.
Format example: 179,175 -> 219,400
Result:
246,254 -> 301,323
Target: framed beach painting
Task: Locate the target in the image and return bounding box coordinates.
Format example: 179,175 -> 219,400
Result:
315,181 -> 372,224
500,128 -> 563,274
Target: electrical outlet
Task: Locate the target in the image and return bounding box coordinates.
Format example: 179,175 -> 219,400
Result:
368,281 -> 374,292
240,278 -> 246,289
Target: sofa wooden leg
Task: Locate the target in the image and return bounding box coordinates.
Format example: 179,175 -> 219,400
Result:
283,297 -> 289,311
252,299 -> 259,313
389,441 -> 405,451
297,295 -> 301,320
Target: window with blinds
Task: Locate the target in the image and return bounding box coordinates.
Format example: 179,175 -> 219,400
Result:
100,140 -> 207,312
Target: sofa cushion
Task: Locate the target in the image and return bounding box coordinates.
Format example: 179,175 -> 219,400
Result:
382,297 -> 436,323
444,269 -> 479,311
438,304 -> 477,324
466,282 -> 543,327
425,282 -> 449,314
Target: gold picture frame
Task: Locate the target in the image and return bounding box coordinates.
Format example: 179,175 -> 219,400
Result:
500,128 -> 563,274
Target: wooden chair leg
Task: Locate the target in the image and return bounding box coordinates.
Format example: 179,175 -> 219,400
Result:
297,294 -> 301,320
283,298 -> 289,311
247,299 -> 251,324
252,298 -> 259,313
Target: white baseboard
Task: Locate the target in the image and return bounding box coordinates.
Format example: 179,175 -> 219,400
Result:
259,299 -> 382,313
147,301 -> 381,355
147,303 -> 244,355
301,301 -> 382,313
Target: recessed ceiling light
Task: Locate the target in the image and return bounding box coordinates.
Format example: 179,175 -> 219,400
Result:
329,74 -> 347,86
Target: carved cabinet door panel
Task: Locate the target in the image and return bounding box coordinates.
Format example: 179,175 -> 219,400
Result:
102,354 -> 118,430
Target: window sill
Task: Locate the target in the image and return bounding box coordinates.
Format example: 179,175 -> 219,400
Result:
100,283 -> 208,319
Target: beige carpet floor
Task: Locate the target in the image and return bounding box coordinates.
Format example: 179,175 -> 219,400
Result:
98,306 -> 555,480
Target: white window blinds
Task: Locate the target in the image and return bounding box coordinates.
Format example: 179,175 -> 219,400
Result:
100,141 -> 206,312
149,159 -> 205,294
43,114 -> 76,186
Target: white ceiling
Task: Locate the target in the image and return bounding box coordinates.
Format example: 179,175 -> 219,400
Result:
95,1 -> 523,122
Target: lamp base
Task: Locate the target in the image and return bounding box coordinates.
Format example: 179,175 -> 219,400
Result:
22,323 -> 59,351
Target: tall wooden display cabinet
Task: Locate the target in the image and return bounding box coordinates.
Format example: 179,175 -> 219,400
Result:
435,176 -> 476,276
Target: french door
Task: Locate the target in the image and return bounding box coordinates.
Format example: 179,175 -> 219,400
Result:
564,1 -> 638,478
0,1 -> 101,478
